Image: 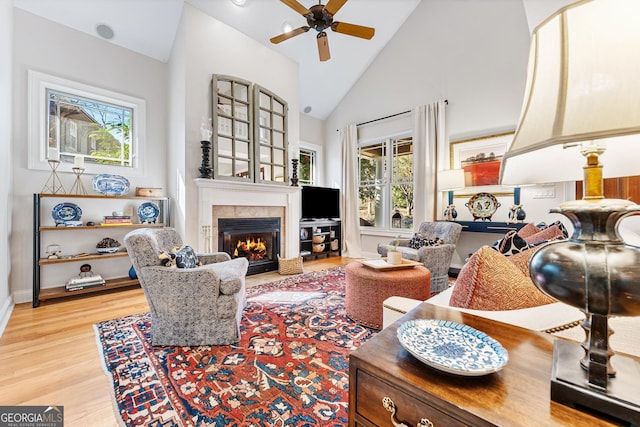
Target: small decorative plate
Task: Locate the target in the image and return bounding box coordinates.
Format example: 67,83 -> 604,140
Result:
92,174 -> 130,196
465,192 -> 500,221
138,202 -> 160,223
397,319 -> 508,376
52,202 -> 82,223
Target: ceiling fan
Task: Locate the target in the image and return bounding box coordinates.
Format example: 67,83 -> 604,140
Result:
270,0 -> 375,62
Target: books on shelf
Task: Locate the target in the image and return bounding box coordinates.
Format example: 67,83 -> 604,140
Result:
66,274 -> 106,291
102,215 -> 132,226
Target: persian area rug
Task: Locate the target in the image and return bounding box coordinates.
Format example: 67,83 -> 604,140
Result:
94,266 -> 376,427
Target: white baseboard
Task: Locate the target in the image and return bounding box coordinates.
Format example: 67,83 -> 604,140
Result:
12,289 -> 32,305
0,295 -> 15,339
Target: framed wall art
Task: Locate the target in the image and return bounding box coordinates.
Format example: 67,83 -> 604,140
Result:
449,130 -> 515,197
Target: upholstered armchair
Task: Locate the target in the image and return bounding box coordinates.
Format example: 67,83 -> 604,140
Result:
124,227 -> 248,346
377,221 -> 463,293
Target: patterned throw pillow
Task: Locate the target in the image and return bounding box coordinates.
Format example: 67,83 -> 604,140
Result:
159,245 -> 200,268
516,222 -> 541,239
409,234 -> 444,250
491,230 -> 532,256
491,221 -> 569,256
449,246 -> 555,310
524,220 -> 569,245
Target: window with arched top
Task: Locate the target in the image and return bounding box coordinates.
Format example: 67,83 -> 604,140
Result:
211,75 -> 288,185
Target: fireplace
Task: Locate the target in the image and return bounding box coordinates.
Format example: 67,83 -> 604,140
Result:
218,217 -> 281,275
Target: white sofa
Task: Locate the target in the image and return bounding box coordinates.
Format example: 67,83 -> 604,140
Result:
383,287 -> 584,332
383,289 -> 640,357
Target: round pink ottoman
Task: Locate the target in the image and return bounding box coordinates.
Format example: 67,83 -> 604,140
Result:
345,262 -> 431,330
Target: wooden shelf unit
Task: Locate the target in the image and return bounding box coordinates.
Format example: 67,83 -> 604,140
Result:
299,219 -> 341,260
38,277 -> 139,302
33,193 -> 170,307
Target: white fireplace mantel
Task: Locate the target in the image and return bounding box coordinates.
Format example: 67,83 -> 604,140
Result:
194,179 -> 301,258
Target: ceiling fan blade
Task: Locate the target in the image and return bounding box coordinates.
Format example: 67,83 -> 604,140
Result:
317,32 -> 331,62
331,22 -> 375,40
324,0 -> 348,16
270,26 -> 310,44
280,0 -> 312,16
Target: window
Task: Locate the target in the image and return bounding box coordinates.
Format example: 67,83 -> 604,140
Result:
254,85 -> 288,183
299,147 -> 317,186
28,70 -> 146,176
211,75 -> 288,185
47,89 -> 132,167
358,135 -> 414,230
212,75 -> 253,180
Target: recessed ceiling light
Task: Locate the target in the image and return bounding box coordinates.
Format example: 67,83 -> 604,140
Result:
303,106 -> 312,114
96,23 -> 114,40
230,0 -> 247,6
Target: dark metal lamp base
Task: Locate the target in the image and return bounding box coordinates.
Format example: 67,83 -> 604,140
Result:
551,340 -> 640,425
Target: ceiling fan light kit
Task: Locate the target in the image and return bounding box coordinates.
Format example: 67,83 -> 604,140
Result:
270,0 -> 375,62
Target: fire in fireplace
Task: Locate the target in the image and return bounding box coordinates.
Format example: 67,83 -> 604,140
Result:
234,237 -> 267,261
218,217 -> 281,275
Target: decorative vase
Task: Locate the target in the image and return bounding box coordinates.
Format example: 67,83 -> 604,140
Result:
387,250 -> 403,265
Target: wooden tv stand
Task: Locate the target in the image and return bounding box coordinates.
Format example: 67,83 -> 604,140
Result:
349,302 -> 630,426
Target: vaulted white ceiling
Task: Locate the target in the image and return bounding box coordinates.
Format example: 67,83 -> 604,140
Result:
13,0 -> 421,119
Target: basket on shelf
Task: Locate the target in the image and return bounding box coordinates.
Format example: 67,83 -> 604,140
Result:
330,239 -> 339,251
312,234 -> 325,244
312,243 -> 325,253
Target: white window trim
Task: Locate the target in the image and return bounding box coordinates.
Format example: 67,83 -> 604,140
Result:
28,69 -> 146,177
358,131 -> 413,232
299,140 -> 323,186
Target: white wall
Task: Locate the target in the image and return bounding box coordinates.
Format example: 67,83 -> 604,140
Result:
167,9 -> 187,239
173,4 -> 300,246
299,113 -> 326,186
0,0 -> 14,336
11,9 -> 168,303
324,0 -> 571,264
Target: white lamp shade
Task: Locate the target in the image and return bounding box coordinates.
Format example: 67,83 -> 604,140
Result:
500,0 -> 640,186
437,169 -> 466,192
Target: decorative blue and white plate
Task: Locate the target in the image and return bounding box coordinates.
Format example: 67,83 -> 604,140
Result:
137,202 -> 160,224
92,174 -> 130,196
397,319 -> 508,376
52,202 -> 82,223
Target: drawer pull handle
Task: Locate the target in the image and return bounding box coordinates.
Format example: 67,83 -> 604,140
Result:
382,397 -> 434,427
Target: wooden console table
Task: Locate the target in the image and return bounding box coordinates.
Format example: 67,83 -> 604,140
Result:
454,220 -> 527,234
349,302 -> 627,426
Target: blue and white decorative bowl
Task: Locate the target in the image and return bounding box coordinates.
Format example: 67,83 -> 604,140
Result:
92,174 -> 130,196
397,319 -> 508,376
97,247 -> 120,254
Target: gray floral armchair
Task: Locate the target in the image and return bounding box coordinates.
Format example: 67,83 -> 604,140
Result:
377,221 -> 463,293
124,227 -> 248,346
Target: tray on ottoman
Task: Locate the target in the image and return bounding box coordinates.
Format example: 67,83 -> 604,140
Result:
360,258 -> 422,271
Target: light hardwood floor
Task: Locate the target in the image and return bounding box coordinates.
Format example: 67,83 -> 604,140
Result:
0,256 -> 354,426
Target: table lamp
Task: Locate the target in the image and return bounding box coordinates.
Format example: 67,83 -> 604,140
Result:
437,169 -> 465,221
500,0 -> 640,422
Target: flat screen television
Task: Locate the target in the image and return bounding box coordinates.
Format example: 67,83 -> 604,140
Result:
301,186 -> 340,220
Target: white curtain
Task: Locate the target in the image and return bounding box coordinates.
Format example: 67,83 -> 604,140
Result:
340,123 -> 362,258
412,101 -> 447,226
